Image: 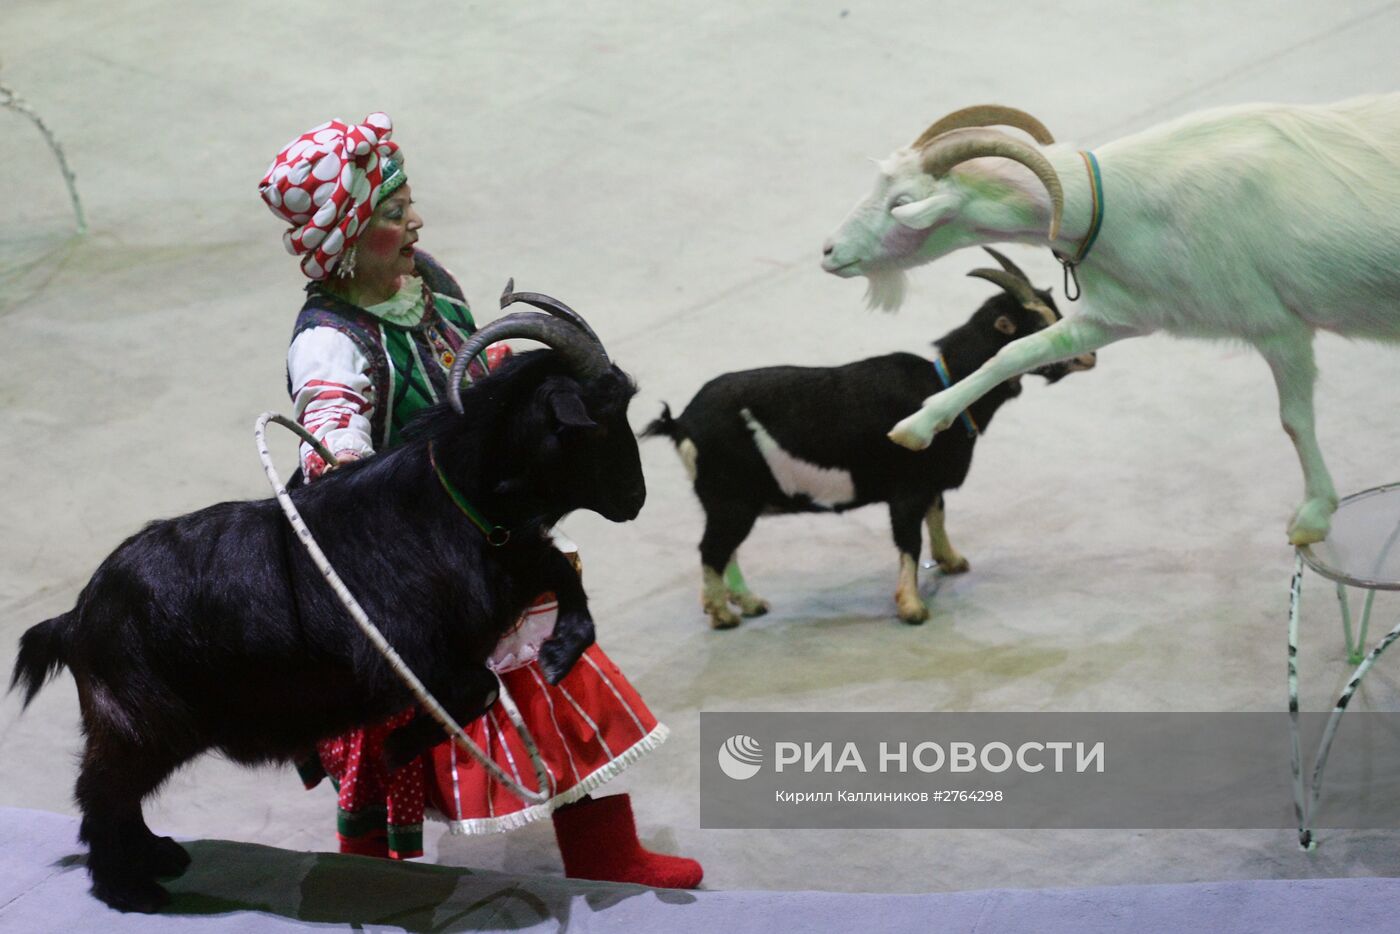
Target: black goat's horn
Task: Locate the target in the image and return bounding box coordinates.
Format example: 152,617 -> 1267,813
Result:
447,312 -> 610,414
967,268 -> 1057,327
981,247 -> 1031,285
500,280 -> 607,355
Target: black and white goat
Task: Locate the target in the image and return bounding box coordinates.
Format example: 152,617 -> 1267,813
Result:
9,292 -> 640,913
645,251 -> 1092,628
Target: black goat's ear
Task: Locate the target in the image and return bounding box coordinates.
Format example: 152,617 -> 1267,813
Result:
548,389 -> 598,430
994,315 -> 1017,335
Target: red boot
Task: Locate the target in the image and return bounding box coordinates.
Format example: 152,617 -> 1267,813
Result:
552,794 -> 703,889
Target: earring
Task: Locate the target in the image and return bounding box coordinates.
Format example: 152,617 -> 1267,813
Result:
336,245 -> 358,278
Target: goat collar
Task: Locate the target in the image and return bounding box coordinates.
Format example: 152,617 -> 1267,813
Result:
932,354 -> 979,437
1051,150 -> 1104,301
428,440 -> 511,546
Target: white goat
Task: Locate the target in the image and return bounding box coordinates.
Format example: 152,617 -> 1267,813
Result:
821,96 -> 1400,544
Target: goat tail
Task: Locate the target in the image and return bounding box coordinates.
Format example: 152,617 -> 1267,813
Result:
641,404 -> 701,482
640,404 -> 685,444
10,613 -> 71,708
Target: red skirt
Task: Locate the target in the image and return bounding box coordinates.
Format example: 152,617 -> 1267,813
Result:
314,643 -> 667,858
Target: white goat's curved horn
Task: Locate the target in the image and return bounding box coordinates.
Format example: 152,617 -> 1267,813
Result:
981,247 -> 1031,285
913,105 -> 1056,149
967,268 -> 1058,327
922,128 -> 1064,241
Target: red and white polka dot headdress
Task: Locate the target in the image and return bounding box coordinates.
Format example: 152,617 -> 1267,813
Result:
258,112 -> 405,280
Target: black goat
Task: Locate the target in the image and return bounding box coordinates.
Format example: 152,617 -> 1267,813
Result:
9,297 -> 642,913
644,249 -> 1093,628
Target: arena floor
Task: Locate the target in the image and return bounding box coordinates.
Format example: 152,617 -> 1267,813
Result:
4,0 -> 1400,907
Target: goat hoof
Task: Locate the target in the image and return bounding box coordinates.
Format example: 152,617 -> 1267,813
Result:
709,608 -> 742,630
1288,499 -> 1335,546
937,557 -> 970,575
897,602 -> 930,625
731,594 -> 770,617
92,877 -> 170,914
1288,526 -> 1327,546
539,643 -> 582,685
887,426 -> 931,451
147,836 -> 191,878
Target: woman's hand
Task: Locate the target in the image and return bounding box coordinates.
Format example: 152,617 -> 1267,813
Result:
327,450 -> 362,470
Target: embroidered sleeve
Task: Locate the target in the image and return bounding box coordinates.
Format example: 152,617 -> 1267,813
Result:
287,327 -> 376,479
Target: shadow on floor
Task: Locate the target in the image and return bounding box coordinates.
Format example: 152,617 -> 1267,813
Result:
56,838 -> 695,932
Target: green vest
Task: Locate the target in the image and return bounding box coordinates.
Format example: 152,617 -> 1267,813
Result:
290,251 -> 488,451
381,292 -> 478,447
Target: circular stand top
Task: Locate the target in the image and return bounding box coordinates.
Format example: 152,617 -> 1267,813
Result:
1300,482 -> 1400,590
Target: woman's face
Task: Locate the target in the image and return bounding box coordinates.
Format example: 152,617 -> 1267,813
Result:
353,184 -> 422,291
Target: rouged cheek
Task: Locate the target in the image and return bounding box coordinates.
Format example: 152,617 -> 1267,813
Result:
364,225 -> 402,256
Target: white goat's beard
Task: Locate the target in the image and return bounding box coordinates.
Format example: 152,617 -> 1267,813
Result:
863,267 -> 908,312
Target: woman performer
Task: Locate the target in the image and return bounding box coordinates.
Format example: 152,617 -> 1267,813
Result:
257,112 -> 701,889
